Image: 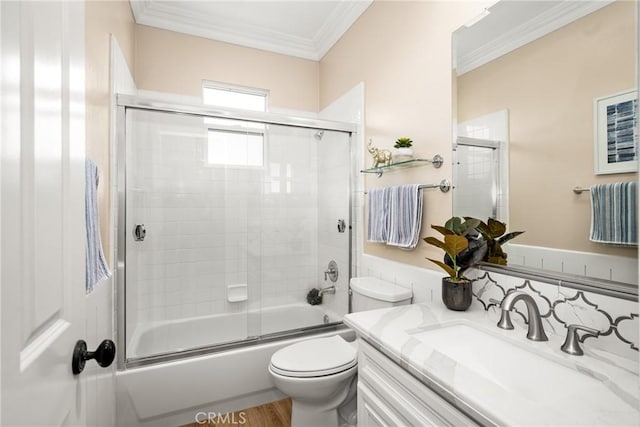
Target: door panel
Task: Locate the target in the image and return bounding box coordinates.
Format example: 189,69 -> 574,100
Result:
1,1 -> 86,425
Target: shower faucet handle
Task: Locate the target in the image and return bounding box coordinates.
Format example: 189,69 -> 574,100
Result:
324,260 -> 339,282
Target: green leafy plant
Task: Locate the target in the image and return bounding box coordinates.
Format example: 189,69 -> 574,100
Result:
423,217 -> 482,282
473,218 -> 524,265
394,137 -> 413,149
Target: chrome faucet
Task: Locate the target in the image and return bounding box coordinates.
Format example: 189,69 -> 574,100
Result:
497,290 -> 548,341
561,324 -> 600,356
320,285 -> 336,296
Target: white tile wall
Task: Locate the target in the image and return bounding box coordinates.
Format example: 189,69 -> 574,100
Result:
316,130 -> 351,320
505,243 -> 638,285
318,82 -> 366,284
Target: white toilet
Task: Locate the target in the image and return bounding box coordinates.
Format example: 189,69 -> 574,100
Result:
268,277 -> 413,427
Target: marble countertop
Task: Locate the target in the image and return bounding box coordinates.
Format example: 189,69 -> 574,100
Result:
344,302 -> 639,426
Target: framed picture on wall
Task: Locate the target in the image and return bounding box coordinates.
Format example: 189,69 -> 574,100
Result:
594,89 -> 638,175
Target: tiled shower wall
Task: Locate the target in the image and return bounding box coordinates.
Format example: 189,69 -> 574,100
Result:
255,125 -> 320,309
316,131 -> 351,321
317,82 -> 366,321
125,110 -> 324,328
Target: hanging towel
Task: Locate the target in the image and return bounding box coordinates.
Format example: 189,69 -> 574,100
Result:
590,182 -> 637,246
366,187 -> 391,243
85,158 -> 112,293
387,184 -> 424,249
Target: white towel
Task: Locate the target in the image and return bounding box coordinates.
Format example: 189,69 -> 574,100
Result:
366,187 -> 390,243
86,158 -> 111,293
590,182 -> 637,246
386,184 -> 423,249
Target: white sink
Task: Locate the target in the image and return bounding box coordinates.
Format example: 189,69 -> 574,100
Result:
408,322 -> 638,425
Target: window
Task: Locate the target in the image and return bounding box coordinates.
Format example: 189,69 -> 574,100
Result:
207,130 -> 263,167
202,81 -> 268,167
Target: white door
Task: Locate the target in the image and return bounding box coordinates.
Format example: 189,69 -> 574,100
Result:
1,1 -> 88,425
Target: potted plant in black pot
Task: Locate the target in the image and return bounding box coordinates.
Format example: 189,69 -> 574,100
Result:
423,217 -> 486,311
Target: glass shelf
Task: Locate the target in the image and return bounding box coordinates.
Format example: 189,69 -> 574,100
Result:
360,155 -> 443,177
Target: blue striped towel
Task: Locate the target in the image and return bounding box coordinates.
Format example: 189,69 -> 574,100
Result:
86,158 -> 112,293
367,187 -> 390,243
387,184 -> 423,249
590,182 -> 637,246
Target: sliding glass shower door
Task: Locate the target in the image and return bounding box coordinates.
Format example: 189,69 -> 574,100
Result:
121,105 -> 351,361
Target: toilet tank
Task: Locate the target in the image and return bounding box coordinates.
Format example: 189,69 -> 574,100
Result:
350,277 -> 413,312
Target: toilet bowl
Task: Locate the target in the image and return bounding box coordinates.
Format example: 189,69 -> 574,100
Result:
269,335 -> 357,426
268,277 -> 413,427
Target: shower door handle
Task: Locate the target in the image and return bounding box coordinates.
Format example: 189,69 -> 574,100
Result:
72,339 -> 116,375
133,224 -> 146,241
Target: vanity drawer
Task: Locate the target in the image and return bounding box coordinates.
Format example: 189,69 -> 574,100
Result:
358,382 -> 409,427
358,339 -> 477,427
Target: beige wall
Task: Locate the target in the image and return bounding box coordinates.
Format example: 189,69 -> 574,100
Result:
320,1 -> 486,268
86,1 -> 136,263
457,1 -> 637,258
134,25 -> 320,112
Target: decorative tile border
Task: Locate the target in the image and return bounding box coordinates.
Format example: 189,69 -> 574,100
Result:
472,271 -> 639,358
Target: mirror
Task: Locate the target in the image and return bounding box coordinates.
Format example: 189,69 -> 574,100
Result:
453,0 -> 638,287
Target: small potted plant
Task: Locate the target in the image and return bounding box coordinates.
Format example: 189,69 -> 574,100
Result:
423,217 -> 485,311
393,137 -> 413,159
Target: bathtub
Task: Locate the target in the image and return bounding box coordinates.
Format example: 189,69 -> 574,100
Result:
117,303 -> 352,427
127,303 -> 337,359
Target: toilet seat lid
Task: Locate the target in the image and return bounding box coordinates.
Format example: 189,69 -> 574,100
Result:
270,335 -> 357,378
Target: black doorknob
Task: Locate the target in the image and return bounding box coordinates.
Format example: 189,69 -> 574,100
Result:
72,339 -> 116,375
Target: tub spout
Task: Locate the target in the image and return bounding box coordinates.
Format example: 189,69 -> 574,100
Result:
320,285 -> 336,296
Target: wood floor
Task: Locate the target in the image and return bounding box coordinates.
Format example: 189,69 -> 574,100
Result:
181,398 -> 292,427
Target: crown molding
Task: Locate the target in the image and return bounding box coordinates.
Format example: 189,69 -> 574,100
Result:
129,0 -> 372,61
314,0 -> 373,59
129,0 -> 152,22
456,0 -> 615,76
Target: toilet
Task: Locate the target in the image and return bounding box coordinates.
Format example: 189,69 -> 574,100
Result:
268,277 -> 413,427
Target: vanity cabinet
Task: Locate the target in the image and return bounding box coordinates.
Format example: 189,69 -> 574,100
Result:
357,339 -> 477,427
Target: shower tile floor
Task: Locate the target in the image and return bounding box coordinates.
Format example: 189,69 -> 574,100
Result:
181,398 -> 292,427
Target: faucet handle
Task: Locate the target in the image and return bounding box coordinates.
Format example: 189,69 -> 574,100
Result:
323,260 -> 339,282
561,324 -> 600,356
497,309 -> 514,330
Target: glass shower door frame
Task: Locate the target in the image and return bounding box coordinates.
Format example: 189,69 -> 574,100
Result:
114,95 -> 356,369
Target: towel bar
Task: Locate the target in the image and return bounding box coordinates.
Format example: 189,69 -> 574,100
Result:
573,186 -> 591,194
365,179 -> 450,194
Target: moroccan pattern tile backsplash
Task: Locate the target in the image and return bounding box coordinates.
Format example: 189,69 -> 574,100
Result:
472,271 -> 638,360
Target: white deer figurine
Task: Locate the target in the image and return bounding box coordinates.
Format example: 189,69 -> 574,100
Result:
367,139 -> 393,168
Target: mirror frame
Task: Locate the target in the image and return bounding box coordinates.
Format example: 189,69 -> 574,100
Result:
476,263 -> 638,301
